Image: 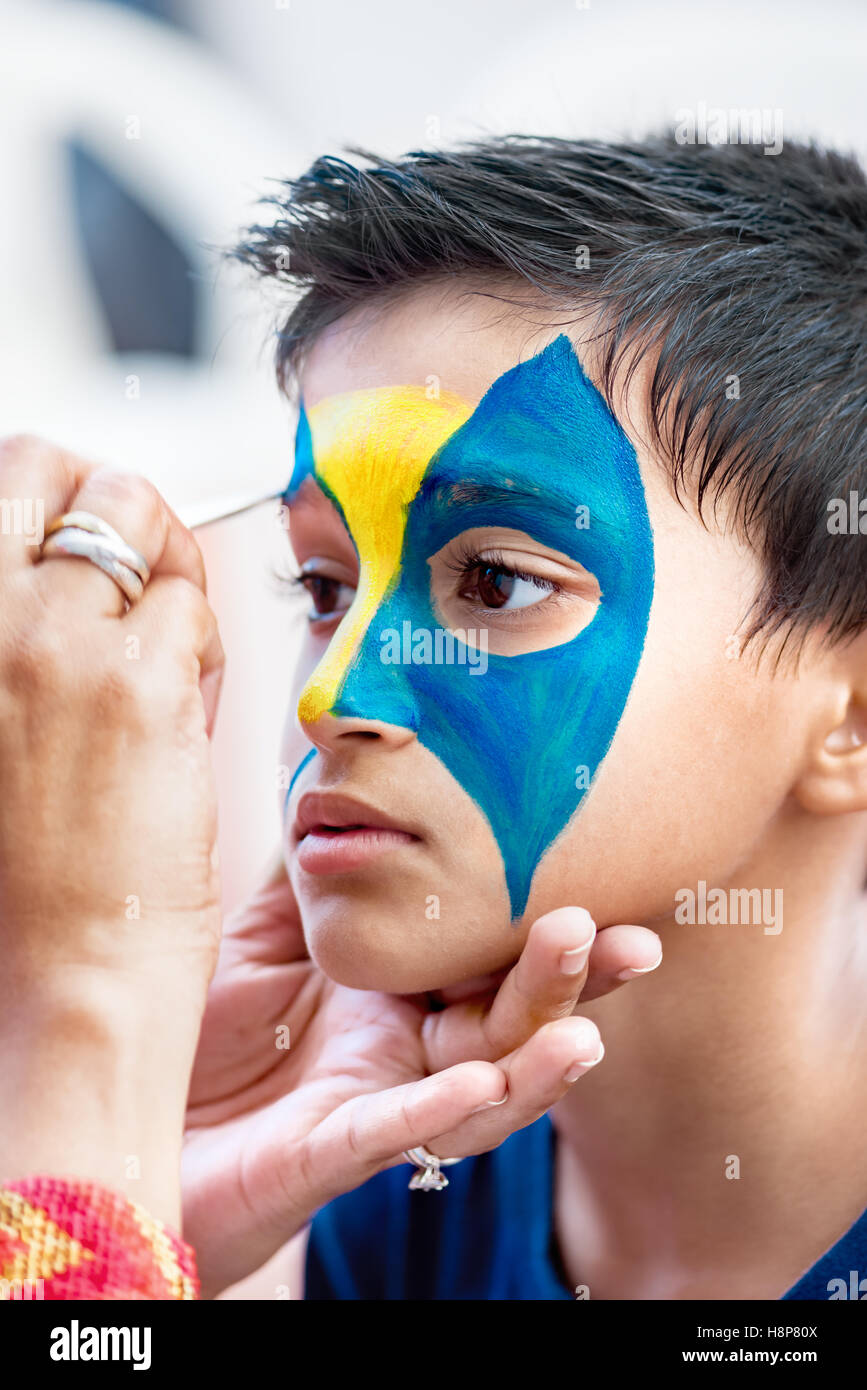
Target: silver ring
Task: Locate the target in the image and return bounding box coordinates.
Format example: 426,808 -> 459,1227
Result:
44,510 -> 151,587
39,512 -> 150,607
402,1145 -> 463,1192
40,528 -> 144,605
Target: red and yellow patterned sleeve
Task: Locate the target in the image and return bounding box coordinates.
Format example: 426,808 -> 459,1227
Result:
0,1176 -> 199,1300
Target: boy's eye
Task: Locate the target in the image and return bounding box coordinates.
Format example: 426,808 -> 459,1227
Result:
430,529 -> 601,657
298,573 -> 356,621
458,563 -> 556,611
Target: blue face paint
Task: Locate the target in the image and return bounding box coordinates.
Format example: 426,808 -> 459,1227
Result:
289,335 -> 654,917
284,746 -> 317,817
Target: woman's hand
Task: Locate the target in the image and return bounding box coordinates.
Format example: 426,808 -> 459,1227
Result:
0,435 -> 224,1228
183,854 -> 661,1297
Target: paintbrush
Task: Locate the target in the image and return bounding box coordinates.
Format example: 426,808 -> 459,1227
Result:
182,487 -> 285,531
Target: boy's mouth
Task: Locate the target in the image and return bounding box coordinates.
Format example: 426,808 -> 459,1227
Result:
293,790 -> 421,874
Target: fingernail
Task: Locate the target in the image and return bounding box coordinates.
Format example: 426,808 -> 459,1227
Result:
470,1092 -> 509,1114
563,1041 -> 605,1083
616,950 -> 663,981
560,938 -> 595,975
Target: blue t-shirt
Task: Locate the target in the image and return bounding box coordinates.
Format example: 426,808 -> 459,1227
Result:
304,1114 -> 867,1300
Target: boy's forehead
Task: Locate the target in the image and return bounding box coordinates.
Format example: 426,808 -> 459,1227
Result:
294,284 -> 684,538
298,285 -> 575,410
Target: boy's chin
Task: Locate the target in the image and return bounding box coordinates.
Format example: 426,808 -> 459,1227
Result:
299,895 -> 521,995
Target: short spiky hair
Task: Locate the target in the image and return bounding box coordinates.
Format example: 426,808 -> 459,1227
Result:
232,135 -> 867,648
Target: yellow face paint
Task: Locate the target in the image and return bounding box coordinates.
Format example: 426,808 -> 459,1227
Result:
294,386 -> 473,723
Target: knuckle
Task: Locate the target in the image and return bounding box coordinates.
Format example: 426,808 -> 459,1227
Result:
289,1132 -> 317,1203
0,432 -> 45,462
399,1088 -> 418,1137
158,573 -> 197,610
158,577 -> 216,640
90,469 -> 165,527
266,1132 -> 316,1229
549,996 -> 582,1020
344,1103 -> 367,1166
511,965 -> 538,1004
0,435 -> 89,493
0,434 -> 54,490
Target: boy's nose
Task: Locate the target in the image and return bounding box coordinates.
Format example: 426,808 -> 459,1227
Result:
298,707 -> 416,754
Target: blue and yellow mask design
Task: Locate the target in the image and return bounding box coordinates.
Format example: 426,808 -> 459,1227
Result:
285,335 -> 654,918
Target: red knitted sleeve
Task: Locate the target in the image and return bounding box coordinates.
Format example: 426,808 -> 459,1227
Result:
0,1176 -> 199,1300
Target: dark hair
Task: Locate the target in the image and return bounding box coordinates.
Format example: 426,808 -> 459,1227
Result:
231,135 -> 867,648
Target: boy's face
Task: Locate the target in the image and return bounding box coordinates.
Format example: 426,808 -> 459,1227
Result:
280,285 -> 814,993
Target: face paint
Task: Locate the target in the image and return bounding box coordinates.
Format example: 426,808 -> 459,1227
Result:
286,335 -> 654,917
289,387 -> 473,723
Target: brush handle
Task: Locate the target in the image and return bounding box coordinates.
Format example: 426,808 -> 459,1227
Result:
183,489 -> 283,531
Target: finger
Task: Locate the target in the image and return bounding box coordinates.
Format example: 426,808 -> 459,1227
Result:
270,1060 -> 510,1218
423,1014 -> 604,1161
0,434 -> 100,573
35,467 -> 205,616
579,924 -> 662,1002
422,906 -> 596,1071
127,575 -> 224,731
132,573 -> 222,669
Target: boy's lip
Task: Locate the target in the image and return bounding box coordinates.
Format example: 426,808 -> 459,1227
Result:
293,789 -> 422,846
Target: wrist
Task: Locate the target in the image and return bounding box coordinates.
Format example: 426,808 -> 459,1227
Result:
0,964 -> 207,1229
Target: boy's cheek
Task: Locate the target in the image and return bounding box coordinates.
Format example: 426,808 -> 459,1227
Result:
521,633 -> 805,935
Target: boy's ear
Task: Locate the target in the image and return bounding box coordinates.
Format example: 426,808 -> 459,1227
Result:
794,634 -> 867,815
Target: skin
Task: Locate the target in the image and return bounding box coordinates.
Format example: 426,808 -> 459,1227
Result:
278,281 -> 867,1297
0,432 -> 659,1298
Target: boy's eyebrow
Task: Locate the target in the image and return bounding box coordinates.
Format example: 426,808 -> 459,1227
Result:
415,474 -> 618,531
420,477 -> 567,512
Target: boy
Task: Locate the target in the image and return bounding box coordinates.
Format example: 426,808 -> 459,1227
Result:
233,135 -> 867,1298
